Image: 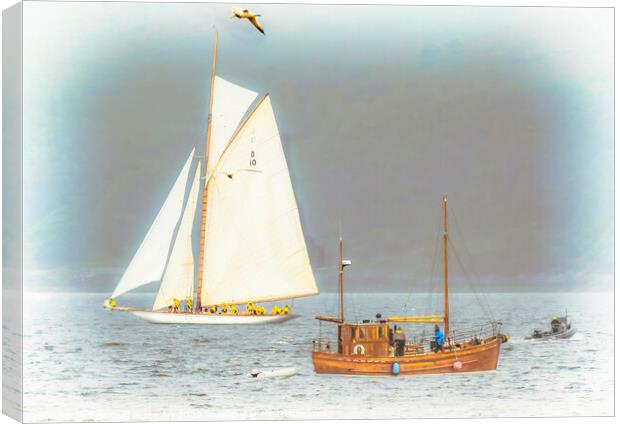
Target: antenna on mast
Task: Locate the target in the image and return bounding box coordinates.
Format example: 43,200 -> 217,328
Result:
443,195 -> 450,340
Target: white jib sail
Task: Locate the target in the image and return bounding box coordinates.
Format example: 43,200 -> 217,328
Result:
200,95 -> 318,306
152,161 -> 202,311
206,76 -> 258,181
111,149 -> 195,299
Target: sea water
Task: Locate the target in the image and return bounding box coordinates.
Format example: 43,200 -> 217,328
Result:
19,292 -> 613,421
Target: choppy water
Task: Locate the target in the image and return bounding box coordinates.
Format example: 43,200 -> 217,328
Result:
20,292 -> 613,422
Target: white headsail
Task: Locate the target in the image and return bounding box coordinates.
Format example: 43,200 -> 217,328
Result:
152,161 -> 202,311
206,76 -> 258,181
200,95 -> 318,306
111,149 -> 195,299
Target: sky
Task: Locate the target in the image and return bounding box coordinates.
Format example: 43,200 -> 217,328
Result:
18,2 -> 613,293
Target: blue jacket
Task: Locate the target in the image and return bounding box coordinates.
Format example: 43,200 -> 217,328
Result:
435,329 -> 444,346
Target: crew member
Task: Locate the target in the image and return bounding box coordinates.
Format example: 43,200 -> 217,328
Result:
173,298 -> 180,313
186,297 -> 193,313
394,326 -> 406,357
434,324 -> 445,353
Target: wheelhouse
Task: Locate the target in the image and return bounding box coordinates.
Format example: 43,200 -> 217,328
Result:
338,322 -> 390,356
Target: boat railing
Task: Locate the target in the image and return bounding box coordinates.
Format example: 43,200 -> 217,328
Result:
312,322 -> 500,355
312,337 -> 338,353
447,322 -> 500,347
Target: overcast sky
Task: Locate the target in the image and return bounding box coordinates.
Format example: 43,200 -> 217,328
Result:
20,2 -> 613,292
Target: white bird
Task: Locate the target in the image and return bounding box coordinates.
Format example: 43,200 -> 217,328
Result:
230,7 -> 265,35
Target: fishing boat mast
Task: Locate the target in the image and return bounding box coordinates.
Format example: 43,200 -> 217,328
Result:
339,237 -> 345,323
315,237 -> 349,324
196,31 -> 218,313
443,195 -> 449,338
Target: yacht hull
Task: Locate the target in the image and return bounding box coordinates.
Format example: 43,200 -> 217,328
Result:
129,310 -> 299,324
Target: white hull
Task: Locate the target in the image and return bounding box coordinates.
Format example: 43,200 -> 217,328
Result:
128,310 -> 299,324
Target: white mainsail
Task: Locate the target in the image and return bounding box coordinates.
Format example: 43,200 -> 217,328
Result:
152,161 -> 202,311
200,95 -> 318,306
111,149 -> 195,299
206,76 -> 258,180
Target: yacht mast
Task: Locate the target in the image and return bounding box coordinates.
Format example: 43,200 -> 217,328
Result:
196,31 -> 218,313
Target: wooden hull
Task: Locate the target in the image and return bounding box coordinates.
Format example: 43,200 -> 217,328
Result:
312,336 -> 501,376
127,310 -> 299,324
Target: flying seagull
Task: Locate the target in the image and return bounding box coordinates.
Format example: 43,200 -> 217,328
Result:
230,7 -> 265,35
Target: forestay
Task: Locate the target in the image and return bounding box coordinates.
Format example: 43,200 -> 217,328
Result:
111,149 -> 195,299
152,161 -> 202,311
200,96 -> 318,306
206,76 -> 258,181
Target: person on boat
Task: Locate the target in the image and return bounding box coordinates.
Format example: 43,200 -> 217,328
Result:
173,298 -> 180,313
551,315 -> 561,333
221,304 -> 228,314
271,305 -> 281,315
167,305 -> 173,313
230,304 -> 238,315
209,305 -> 218,314
257,305 -> 266,315
394,326 -> 406,357
186,297 -> 193,313
283,304 -> 290,314
434,324 -> 445,353
247,302 -> 255,315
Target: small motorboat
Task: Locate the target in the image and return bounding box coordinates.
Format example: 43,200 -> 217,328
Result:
526,314 -> 576,340
247,367 -> 297,379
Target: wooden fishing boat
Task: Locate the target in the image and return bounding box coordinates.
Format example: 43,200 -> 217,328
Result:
312,196 -> 502,376
103,32 -> 318,324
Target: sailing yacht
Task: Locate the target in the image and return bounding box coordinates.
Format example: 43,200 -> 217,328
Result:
104,33 -> 318,324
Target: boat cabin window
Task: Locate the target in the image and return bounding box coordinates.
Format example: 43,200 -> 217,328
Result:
359,327 -> 366,339
351,327 -> 356,339
378,326 -> 384,339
